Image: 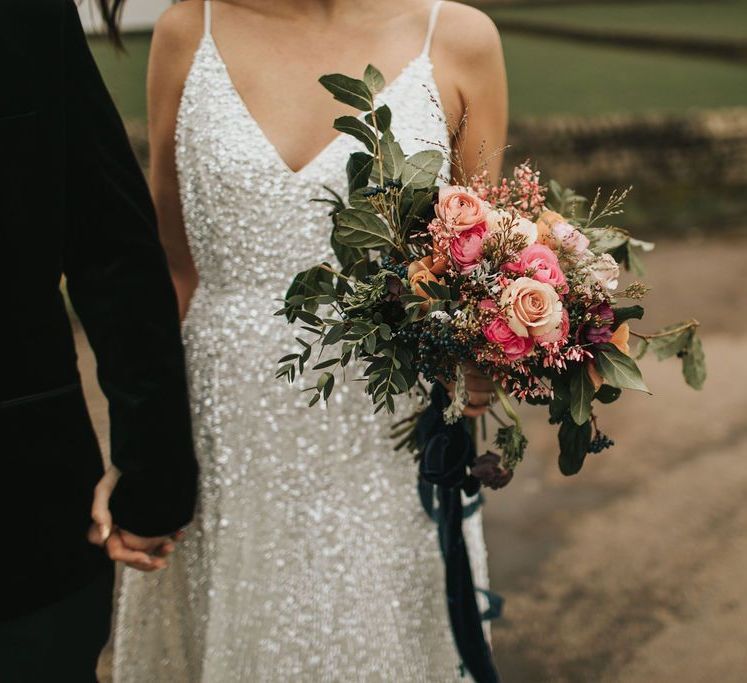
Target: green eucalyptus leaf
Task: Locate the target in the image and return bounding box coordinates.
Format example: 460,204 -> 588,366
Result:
635,337 -> 649,360
333,116 -> 376,152
558,417 -> 592,476
316,371 -> 334,393
595,385 -> 622,404
334,209 -> 395,249
401,150 -> 443,190
613,305 -> 644,328
346,152 -> 374,194
682,332 -> 706,390
380,131 -> 405,179
313,358 -> 340,370
570,366 -> 594,426
594,344 -> 650,393
648,323 -> 692,360
363,64 -> 385,94
348,187 -> 374,211
365,105 -> 392,133
318,74 -> 372,111
402,189 -> 436,232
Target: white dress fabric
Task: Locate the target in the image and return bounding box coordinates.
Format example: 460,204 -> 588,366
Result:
114,3 -> 489,681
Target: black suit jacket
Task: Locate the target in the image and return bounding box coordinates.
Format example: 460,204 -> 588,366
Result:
1,0 -> 198,619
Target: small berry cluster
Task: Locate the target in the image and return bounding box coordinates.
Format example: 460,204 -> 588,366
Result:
380,256 -> 408,279
414,320 -> 472,383
588,431 -> 615,454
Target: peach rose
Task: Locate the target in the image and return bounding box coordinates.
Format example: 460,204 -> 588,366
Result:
450,221 -> 487,274
408,259 -> 439,312
435,186 -> 486,232
535,307 -> 570,345
426,246 -> 449,276
536,210 -> 564,246
500,276 -> 563,338
587,322 -> 631,390
504,243 -> 568,293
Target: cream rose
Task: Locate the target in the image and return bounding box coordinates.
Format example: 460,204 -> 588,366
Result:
500,276 -> 563,338
487,210 -> 538,246
588,253 -> 620,290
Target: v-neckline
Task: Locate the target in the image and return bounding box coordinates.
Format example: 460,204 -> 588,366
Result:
203,35 -> 430,178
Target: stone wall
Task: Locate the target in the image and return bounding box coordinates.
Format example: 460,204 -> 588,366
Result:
505,107 -> 747,188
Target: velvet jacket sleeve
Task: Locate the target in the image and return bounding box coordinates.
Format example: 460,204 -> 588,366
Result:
61,1 -> 198,536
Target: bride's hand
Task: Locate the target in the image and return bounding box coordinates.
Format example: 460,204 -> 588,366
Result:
88,466 -> 181,572
439,362 -> 494,418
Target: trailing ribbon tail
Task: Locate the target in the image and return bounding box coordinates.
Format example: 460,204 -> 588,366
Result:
416,384 -> 501,683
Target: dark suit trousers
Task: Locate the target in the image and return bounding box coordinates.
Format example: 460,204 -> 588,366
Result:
0,566 -> 114,683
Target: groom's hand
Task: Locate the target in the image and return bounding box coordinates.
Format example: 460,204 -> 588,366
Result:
88,466 -> 182,572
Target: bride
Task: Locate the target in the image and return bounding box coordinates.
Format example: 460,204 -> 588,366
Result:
114,0 -> 507,679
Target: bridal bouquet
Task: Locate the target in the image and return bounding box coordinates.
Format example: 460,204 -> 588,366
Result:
275,65 -> 706,488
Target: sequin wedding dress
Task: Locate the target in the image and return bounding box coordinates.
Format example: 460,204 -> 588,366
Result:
114,2 -> 489,681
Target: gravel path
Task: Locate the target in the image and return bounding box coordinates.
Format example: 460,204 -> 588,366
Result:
77,236 -> 746,681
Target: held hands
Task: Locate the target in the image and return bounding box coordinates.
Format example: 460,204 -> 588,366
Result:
439,362 -> 495,418
88,466 -> 182,572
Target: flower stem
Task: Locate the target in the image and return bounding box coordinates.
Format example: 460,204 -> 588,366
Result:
629,319 -> 700,341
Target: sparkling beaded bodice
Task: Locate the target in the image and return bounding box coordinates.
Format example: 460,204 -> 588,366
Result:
175,36 -> 449,295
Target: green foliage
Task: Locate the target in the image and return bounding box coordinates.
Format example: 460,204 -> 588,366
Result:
594,344 -> 650,393
547,179 -> 586,216
495,425 -> 528,470
345,152 -> 374,194
613,305 -> 644,327
401,151 -> 443,190
380,131 -> 406,179
363,64 -> 385,94
318,73 -> 373,111
637,322 -> 706,390
334,209 -> 395,250
558,417 -> 592,476
333,116 -> 377,152
682,333 -> 706,390
569,365 -> 595,426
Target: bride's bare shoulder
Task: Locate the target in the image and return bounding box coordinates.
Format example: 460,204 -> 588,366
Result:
152,0 -> 205,53
436,1 -> 503,64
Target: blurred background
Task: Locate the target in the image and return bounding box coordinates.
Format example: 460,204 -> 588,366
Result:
77,1 -> 747,680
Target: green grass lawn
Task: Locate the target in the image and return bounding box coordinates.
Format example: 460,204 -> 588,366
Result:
502,31 -> 747,118
90,33 -> 151,122
90,28 -> 747,124
489,0 -> 747,41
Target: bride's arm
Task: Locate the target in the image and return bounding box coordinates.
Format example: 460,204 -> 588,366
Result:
147,5 -> 203,321
436,3 -> 508,183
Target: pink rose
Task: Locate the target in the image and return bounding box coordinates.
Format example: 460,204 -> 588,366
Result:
535,308 -> 570,345
500,276 -> 563,338
436,186 -> 486,232
505,243 -> 568,293
450,221 -> 487,273
551,222 -> 590,255
483,317 -> 535,361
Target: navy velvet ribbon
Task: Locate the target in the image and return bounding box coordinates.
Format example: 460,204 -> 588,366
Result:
415,384 -> 501,683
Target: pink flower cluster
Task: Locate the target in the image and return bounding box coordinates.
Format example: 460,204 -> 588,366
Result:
472,163 -> 546,218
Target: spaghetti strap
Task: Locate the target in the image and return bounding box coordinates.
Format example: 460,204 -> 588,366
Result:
422,1 -> 443,56
204,0 -> 212,36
